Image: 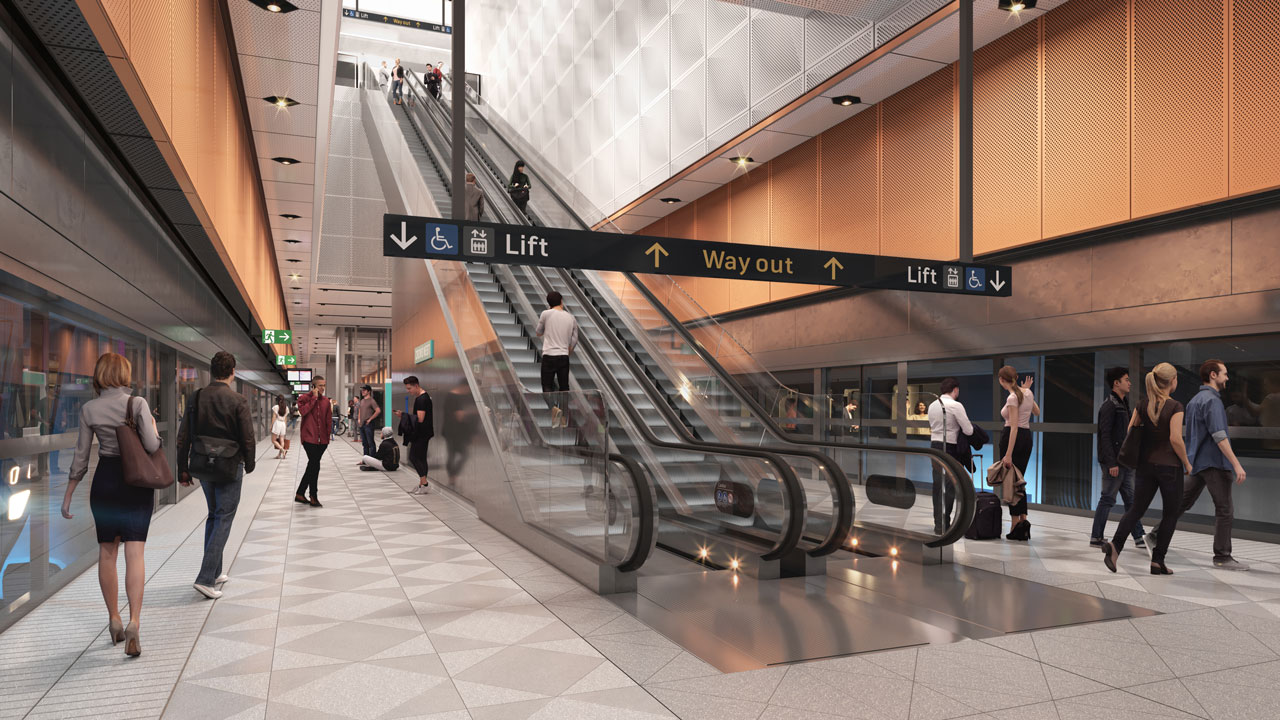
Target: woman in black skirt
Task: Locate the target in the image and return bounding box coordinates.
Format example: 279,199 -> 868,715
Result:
62,353 -> 161,657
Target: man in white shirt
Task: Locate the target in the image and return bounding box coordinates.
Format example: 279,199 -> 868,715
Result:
535,291 -> 578,427
927,377 -> 973,534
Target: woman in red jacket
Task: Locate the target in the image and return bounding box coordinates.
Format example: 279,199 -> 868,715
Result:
295,376 -> 332,507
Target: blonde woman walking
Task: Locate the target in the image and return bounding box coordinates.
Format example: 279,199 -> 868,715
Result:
998,365 -> 1039,541
1103,363 -> 1192,575
60,353 -> 160,657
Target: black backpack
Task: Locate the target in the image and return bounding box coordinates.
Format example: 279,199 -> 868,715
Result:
965,492 -> 1003,540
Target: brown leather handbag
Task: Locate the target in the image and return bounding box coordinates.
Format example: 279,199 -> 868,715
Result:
118,396 -> 175,489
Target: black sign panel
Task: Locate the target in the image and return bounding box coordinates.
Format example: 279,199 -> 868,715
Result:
382,214 -> 1012,296
342,8 -> 451,34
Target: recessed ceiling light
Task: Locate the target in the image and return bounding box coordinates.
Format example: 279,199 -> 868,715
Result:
660,197 -> 681,204
280,213 -> 302,220
293,301 -> 301,304
283,238 -> 301,244
730,156 -> 754,166
288,273 -> 301,281
249,0 -> 298,12
290,286 -> 301,290
832,95 -> 861,107
286,258 -> 300,263
272,157 -> 299,165
263,95 -> 298,108
997,0 -> 1035,10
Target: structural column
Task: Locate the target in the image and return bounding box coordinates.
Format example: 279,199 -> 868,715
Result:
958,0 -> 973,263
450,0 -> 466,219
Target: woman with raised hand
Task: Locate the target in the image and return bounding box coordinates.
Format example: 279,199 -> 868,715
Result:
998,365 -> 1039,541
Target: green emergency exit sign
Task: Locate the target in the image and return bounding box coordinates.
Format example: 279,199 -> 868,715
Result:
262,329 -> 292,343
277,355 -> 297,365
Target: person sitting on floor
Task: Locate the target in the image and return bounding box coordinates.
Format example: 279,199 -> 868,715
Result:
360,427 -> 400,472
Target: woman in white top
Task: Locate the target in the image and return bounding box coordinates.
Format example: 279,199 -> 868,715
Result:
271,395 -> 289,459
998,365 -> 1039,541
61,353 -> 161,657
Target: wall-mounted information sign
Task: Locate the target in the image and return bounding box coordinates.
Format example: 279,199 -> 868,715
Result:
414,340 -> 435,365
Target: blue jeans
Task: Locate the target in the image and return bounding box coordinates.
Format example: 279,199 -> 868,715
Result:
392,79 -> 403,102
1090,466 -> 1145,541
361,422 -> 376,457
196,465 -> 243,586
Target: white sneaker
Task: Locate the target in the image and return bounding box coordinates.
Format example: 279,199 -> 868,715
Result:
1214,559 -> 1250,571
193,583 -> 223,599
413,483 -> 430,495
215,574 -> 229,584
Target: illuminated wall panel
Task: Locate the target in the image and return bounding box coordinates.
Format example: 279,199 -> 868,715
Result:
1229,0 -> 1280,196
818,107 -> 878,256
769,139 -> 818,301
880,67 -> 956,261
1131,0 -> 1227,217
972,19 -> 1040,255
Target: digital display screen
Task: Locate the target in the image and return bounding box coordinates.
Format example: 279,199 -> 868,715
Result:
297,370 -> 313,382
287,370 -> 300,382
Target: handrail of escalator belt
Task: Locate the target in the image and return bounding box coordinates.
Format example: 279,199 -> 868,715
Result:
523,266 -> 807,562
618,272 -> 976,549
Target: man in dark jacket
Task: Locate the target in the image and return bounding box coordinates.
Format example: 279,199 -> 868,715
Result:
177,351 -> 256,600
360,427 -> 400,472
296,376 -> 332,507
1090,367 -> 1146,548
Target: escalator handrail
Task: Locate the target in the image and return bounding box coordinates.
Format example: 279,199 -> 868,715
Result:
617,272 -> 977,548
520,266 -> 807,562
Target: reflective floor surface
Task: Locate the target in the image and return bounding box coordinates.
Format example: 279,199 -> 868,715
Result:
3,432 -> 1280,719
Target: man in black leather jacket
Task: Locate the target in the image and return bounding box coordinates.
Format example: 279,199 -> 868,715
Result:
1090,367 -> 1147,548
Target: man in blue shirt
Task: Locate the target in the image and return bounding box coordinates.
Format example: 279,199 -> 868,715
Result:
1177,359 -> 1249,571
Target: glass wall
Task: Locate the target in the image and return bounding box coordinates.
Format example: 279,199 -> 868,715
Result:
0,274 -> 279,631
804,332 -> 1280,536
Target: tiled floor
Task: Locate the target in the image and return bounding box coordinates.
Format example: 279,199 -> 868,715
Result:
3,434 -> 1280,719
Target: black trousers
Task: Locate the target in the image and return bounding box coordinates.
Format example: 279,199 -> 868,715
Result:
998,428 -> 1032,516
409,437 -> 430,480
931,440 -> 958,531
1114,463 -> 1182,564
541,354 -> 570,394
297,442 -> 327,498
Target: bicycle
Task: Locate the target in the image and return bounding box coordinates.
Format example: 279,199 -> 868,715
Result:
332,416 -> 348,437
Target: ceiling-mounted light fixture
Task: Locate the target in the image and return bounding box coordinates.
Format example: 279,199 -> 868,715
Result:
263,95 -> 298,108
283,238 -> 301,244
290,286 -> 302,290
288,273 -> 301,281
280,213 -> 302,220
286,258 -> 300,263
730,156 -> 754,167
248,0 -> 298,13
831,95 -> 861,107
272,157 -> 300,165
997,0 -> 1035,10
660,197 -> 681,204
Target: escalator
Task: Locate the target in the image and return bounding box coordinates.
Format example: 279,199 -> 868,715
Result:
405,68 -> 976,558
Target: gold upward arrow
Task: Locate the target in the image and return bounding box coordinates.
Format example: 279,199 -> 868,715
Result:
646,242 -> 668,269
824,257 -> 844,280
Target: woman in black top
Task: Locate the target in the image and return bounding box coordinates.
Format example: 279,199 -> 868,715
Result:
1103,362 -> 1192,575
509,160 -> 531,213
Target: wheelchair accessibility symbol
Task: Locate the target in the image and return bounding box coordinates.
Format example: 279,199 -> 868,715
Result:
427,224 -> 459,255
964,267 -> 985,293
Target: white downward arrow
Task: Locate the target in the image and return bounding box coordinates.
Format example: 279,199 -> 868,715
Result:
989,270 -> 1006,292
391,221 -> 418,250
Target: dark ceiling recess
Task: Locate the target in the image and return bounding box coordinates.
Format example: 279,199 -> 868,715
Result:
271,156 -> 299,165
831,95 -> 861,106
263,95 -> 298,107
284,238 -> 301,244
247,0 -> 299,13
660,197 -> 681,204
280,213 -> 302,220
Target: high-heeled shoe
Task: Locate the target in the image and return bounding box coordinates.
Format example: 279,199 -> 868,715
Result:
1102,541 -> 1118,573
1150,562 -> 1173,575
123,621 -> 141,657
108,617 -> 124,645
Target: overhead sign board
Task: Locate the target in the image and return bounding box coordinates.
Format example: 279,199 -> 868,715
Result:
262,329 -> 291,344
287,369 -> 314,383
383,215 -> 1012,296
414,340 -> 435,365
276,355 -> 297,366
342,8 -> 451,34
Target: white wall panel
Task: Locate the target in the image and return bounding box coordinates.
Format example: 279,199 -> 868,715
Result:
469,0 -> 938,220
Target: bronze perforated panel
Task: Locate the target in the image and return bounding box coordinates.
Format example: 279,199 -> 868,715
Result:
769,139 -> 818,301
170,0 -> 199,182
1132,0 -> 1228,217
102,0 -> 129,52
973,19 -> 1040,255
696,185 -> 731,244
1230,0 -> 1280,196
819,107 -> 879,256
881,67 -> 956,261
130,0 -> 173,130
663,205 -> 699,319
729,166 -> 771,247
1042,0 -> 1130,238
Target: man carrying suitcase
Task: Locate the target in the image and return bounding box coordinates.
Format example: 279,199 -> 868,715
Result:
927,378 -> 974,535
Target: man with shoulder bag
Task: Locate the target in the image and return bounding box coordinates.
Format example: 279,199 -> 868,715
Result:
177,352 -> 256,600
